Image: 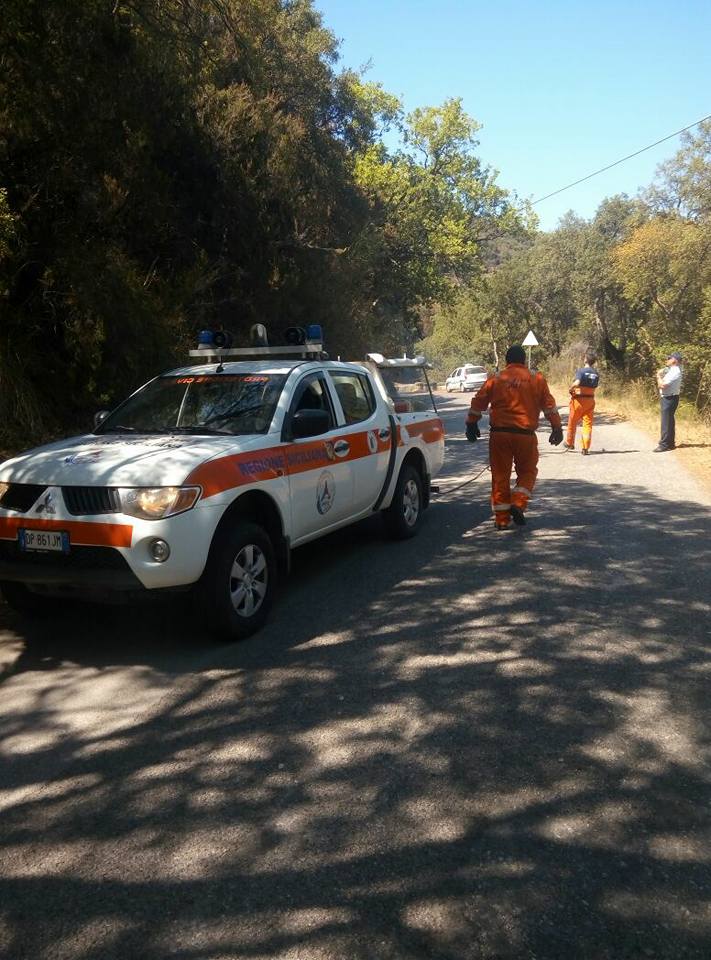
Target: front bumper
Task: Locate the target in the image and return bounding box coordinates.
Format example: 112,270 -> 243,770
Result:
0,499 -> 224,591
0,540 -> 143,590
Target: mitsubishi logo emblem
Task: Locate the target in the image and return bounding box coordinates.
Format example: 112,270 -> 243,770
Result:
36,491 -> 56,515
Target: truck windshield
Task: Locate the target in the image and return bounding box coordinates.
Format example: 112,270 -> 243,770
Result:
96,374 -> 288,436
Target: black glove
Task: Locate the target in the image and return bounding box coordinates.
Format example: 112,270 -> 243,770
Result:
466,422 -> 481,442
549,426 -> 563,446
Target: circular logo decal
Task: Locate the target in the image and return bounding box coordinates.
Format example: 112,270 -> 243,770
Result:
367,431 -> 378,454
316,470 -> 335,515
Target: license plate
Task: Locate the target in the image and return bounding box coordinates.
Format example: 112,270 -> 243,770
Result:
18,529 -> 70,553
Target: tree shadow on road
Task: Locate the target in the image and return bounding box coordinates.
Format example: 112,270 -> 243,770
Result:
1,476 -> 710,960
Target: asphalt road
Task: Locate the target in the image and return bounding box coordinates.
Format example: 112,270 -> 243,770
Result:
1,394 -> 710,960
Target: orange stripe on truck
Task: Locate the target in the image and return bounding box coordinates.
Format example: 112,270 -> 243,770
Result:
401,418 -> 445,445
0,516 -> 133,547
186,436 -> 369,499
186,449 -> 288,499
186,418 -> 444,500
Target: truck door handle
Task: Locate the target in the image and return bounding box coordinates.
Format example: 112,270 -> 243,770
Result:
333,440 -> 350,457
379,427 -> 390,440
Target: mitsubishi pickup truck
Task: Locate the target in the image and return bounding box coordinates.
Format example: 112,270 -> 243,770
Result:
0,334 -> 444,639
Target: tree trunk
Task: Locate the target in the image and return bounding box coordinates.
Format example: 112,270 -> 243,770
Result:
489,320 -> 500,371
593,295 -> 625,368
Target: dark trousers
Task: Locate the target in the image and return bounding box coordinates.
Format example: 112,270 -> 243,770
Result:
659,395 -> 679,449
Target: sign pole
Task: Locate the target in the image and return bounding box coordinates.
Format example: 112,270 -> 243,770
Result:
522,330 -> 539,370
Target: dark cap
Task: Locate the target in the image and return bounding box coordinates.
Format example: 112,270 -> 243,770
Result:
505,345 -> 526,365
666,351 -> 683,362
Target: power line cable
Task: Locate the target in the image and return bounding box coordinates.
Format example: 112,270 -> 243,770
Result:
530,113 -> 711,206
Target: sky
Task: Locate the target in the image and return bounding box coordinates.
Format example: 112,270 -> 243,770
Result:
314,0 -> 710,231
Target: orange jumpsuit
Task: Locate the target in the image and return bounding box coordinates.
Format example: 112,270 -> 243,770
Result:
466,363 -> 562,528
566,381 -> 598,451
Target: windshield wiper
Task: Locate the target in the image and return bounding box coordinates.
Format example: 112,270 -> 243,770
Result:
171,426 -> 232,436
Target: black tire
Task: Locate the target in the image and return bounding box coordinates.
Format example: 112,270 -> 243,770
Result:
196,521 -> 276,640
384,463 -> 424,539
459,381 -> 465,392
0,581 -> 58,618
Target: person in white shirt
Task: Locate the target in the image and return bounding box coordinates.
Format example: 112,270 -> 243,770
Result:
654,352 -> 683,452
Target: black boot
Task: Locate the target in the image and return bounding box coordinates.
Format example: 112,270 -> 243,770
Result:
511,505 -> 526,526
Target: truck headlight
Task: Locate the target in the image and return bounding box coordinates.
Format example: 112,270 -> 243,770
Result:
119,486 -> 200,520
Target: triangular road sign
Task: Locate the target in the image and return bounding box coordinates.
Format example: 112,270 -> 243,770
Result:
522,330 -> 539,347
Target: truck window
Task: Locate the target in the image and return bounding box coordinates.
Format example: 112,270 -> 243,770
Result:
378,367 -> 437,414
292,375 -> 335,427
330,373 -> 375,424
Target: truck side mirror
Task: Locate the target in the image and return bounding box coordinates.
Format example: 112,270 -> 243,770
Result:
291,409 -> 331,439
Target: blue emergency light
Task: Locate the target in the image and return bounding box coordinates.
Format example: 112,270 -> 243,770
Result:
306,324 -> 323,343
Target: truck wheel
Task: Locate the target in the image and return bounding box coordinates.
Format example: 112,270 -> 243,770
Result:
197,521 -> 276,640
384,463 -> 424,540
0,581 -> 57,618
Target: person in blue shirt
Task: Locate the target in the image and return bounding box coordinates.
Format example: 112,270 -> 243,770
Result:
564,351 -> 600,455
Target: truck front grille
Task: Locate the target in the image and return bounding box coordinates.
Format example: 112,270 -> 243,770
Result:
62,487 -> 122,516
0,483 -> 48,513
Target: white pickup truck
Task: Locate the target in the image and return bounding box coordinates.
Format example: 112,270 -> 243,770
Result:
0,343 -> 444,639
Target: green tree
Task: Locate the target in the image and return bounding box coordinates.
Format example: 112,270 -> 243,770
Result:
645,119 -> 711,221
0,0 -> 373,440
352,97 -> 528,353
569,196 -> 648,369
612,216 -> 711,397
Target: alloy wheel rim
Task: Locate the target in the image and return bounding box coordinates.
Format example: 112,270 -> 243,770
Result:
230,543 -> 268,617
403,478 -> 420,526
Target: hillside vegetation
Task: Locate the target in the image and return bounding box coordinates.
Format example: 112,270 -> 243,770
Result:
1,2 -> 709,449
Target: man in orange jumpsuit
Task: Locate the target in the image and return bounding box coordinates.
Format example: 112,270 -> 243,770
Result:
465,345 -> 563,529
564,350 -> 600,455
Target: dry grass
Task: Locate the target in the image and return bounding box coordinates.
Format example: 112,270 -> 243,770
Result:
551,379 -> 711,495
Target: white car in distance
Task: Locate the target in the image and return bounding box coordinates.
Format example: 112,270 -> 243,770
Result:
445,365 -> 489,393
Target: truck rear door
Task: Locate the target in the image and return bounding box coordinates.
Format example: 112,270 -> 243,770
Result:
326,370 -> 391,514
